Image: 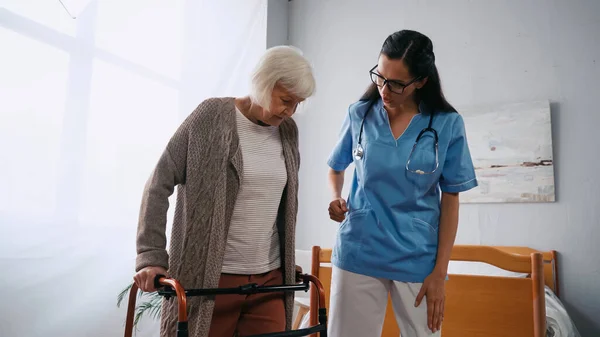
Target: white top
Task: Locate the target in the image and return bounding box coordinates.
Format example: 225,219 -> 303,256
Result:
221,107 -> 288,274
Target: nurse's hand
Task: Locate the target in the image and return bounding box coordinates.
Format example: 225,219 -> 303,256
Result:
328,198 -> 348,222
415,272 -> 446,333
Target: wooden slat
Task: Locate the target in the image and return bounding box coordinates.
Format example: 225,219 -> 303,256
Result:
451,245 -> 534,273
309,246 -> 321,336
551,250 -> 559,297
319,249 -> 332,263
319,266 -> 332,312
531,253 -> 547,337
443,275 -> 535,337
381,296 -> 400,337
491,246 -> 558,295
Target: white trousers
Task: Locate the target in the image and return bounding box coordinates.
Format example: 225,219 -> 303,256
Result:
327,266 -> 441,337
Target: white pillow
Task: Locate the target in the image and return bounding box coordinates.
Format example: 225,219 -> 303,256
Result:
448,261 -> 529,278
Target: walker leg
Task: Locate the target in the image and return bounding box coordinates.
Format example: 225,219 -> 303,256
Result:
177,321 -> 188,337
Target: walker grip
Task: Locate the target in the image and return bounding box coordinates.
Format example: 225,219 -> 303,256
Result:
154,274 -> 167,290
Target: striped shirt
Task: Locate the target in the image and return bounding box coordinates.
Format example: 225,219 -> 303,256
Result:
221,108 -> 288,274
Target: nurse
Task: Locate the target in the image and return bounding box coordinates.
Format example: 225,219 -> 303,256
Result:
326,30 -> 478,337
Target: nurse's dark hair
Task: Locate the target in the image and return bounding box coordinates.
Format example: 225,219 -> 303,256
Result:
360,30 -> 456,113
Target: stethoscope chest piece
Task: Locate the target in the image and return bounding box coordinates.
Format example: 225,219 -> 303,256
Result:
353,144 -> 364,160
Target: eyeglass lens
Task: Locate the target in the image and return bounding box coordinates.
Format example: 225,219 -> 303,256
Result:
370,72 -> 407,94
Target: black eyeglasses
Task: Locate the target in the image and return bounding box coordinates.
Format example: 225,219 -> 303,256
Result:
369,65 -> 420,95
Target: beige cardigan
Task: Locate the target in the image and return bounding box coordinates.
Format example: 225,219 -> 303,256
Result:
135,97 -> 300,337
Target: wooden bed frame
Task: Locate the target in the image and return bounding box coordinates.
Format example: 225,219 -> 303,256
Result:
309,245 -> 558,337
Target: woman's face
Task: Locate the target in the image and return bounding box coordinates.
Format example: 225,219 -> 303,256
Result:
261,83 -> 304,126
374,54 -> 426,110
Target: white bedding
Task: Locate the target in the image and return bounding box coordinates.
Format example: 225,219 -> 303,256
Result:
544,285 -> 581,337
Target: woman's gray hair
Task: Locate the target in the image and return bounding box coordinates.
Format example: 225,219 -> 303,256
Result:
250,46 -> 316,110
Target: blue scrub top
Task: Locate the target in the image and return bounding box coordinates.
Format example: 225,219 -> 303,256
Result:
327,98 -> 478,283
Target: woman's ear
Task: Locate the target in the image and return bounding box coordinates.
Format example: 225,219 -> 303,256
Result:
416,77 -> 428,89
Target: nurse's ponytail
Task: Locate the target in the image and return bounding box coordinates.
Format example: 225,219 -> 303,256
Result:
418,63 -> 456,113
360,30 -> 456,114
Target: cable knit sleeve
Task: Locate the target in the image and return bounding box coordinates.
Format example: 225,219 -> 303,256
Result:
134,100 -> 210,272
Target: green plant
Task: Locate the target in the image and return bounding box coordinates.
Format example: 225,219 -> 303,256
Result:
117,282 -> 163,330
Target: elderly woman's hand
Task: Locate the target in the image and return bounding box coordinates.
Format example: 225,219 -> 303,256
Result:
295,265 -> 304,282
134,266 -> 169,292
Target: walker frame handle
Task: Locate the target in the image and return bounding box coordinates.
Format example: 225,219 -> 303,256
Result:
124,273 -> 327,337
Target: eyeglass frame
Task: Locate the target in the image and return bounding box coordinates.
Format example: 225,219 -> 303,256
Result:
358,65 -> 439,175
369,65 -> 422,95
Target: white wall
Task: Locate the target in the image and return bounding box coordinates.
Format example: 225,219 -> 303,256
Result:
0,0 -> 268,336
288,0 -> 600,335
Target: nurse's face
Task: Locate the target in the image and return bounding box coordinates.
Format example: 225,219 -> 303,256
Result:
373,54 -> 427,109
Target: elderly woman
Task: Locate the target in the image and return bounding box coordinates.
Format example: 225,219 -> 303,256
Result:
133,46 -> 316,337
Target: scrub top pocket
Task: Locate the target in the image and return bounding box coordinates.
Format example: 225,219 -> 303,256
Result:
406,127 -> 438,172
333,208 -> 371,263
404,133 -> 440,192
405,169 -> 437,192
405,218 -> 438,255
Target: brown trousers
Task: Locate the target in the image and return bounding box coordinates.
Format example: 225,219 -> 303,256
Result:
207,268 -> 286,337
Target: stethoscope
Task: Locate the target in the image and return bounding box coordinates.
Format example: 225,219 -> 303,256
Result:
352,102 -> 439,175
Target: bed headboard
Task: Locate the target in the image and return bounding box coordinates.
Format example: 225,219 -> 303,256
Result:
449,246 -> 559,296
490,246 -> 559,296
443,245 -> 553,337
309,245 -> 558,337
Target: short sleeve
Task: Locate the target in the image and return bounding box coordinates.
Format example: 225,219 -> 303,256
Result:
439,114 -> 478,193
327,111 -> 354,171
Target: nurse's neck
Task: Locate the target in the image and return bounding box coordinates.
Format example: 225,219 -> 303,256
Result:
384,98 -> 420,120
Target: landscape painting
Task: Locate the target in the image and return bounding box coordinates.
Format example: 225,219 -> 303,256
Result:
458,100 -> 555,203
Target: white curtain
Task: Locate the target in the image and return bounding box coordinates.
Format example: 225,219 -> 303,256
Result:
0,1 -> 268,336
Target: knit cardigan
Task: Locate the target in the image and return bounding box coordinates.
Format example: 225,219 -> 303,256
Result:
135,97 -> 300,337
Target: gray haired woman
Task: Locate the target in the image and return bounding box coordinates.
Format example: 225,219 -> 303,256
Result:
133,46 -> 316,337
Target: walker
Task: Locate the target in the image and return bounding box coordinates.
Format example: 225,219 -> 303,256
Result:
124,272 -> 328,337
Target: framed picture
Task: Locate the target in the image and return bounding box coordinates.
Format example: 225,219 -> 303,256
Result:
459,100 -> 555,203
